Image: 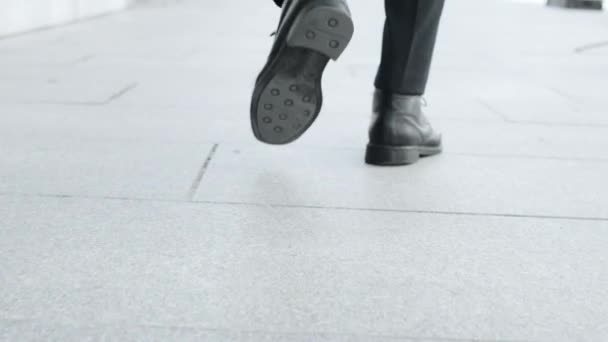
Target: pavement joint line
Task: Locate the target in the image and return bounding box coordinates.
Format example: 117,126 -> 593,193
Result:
187,143 -> 219,201
103,82 -> 138,104
18,82 -> 138,107
0,132 -> 607,162
1,125 -> 607,161
0,318 -> 535,342
475,99 -> 608,128
195,200 -> 608,223
4,100 -> 607,128
22,100 -> 110,106
475,99 -> 512,123
1,191 -> 607,223
541,87 -> 580,112
547,86 -> 580,105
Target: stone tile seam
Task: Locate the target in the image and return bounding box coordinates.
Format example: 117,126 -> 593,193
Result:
0,318 -> 535,342
3,101 -> 608,128
474,99 -> 608,128
1,192 -> 607,223
187,143 -> 219,201
476,99 -> 512,123
104,82 -> 139,104
15,82 -> 139,107
546,87 -> 580,106
1,132 -> 607,162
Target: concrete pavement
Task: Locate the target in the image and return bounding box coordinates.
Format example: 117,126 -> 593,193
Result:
1,0 -> 608,341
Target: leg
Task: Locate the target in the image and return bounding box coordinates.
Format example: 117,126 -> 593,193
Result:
375,0 -> 445,95
366,0 -> 445,166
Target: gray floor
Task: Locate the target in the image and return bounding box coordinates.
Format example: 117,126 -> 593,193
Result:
1,0 -> 608,341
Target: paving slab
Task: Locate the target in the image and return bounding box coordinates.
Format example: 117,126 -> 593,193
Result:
1,0 -> 607,341
1,196 -> 608,341
195,144 -> 608,219
0,103 -> 253,146
0,138 -> 211,200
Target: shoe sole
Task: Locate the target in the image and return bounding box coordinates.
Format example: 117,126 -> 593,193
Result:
251,1 -> 354,145
365,144 -> 443,166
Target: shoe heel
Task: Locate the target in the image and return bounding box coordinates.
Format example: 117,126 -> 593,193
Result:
285,1 -> 354,61
365,144 -> 420,166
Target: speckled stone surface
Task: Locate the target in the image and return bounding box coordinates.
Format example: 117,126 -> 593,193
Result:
1,0 -> 608,340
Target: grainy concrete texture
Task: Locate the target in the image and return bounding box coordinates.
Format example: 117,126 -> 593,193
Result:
1,0 -> 607,341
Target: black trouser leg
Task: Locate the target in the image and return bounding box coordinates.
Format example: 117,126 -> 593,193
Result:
374,0 -> 445,95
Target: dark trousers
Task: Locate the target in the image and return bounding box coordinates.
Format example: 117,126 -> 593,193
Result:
375,0 -> 445,95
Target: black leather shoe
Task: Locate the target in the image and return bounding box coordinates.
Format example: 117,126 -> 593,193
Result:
366,90 -> 442,166
251,0 -> 354,145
